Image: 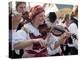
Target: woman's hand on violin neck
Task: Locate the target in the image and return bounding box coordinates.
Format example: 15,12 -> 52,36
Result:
59,32 -> 71,44
65,32 -> 71,37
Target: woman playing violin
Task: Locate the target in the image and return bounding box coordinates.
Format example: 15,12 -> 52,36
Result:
13,5 -> 48,58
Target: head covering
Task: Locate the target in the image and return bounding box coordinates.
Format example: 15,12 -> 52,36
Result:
29,5 -> 44,20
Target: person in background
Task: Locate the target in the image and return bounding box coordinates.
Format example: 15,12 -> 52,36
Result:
9,2 -> 26,58
45,12 -> 57,28
57,6 -> 78,55
46,12 -> 71,56
12,2 -> 26,29
61,6 -> 78,55
67,5 -> 78,55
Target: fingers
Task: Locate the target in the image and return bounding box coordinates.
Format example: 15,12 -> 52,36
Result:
59,32 -> 68,44
39,40 -> 45,47
38,39 -> 47,47
33,38 -> 47,47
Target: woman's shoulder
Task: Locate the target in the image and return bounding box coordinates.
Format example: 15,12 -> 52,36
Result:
16,29 -> 27,36
23,23 -> 38,34
69,23 -> 77,28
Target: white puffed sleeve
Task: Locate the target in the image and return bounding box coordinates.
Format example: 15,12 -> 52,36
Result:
68,23 -> 77,35
47,33 -> 61,55
47,33 -> 58,50
12,29 -> 30,44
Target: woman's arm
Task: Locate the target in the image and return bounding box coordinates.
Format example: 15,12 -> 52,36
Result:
14,38 -> 44,49
14,39 -> 33,49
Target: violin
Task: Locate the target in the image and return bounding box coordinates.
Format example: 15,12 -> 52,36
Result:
22,11 -> 31,23
38,23 -> 50,38
17,11 -> 31,31
38,24 -> 65,37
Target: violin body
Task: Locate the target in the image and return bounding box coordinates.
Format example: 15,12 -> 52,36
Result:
38,23 -> 50,36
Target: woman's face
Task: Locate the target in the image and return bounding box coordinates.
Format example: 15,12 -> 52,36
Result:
16,3 -> 26,13
33,12 -> 45,25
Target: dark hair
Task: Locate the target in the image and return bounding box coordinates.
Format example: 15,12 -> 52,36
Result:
48,12 -> 57,23
16,2 -> 26,9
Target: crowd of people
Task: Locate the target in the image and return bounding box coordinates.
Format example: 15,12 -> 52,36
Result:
9,2 -> 78,58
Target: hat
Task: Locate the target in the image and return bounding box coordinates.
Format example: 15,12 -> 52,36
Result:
29,5 -> 44,20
